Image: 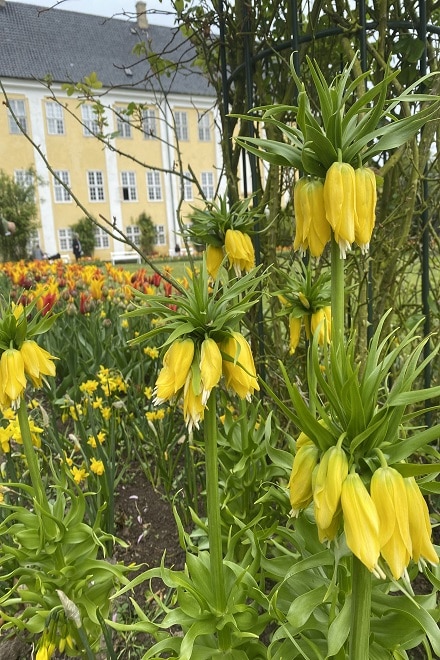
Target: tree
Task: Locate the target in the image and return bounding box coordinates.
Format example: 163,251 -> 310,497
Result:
137,212 -> 156,256
70,217 -> 95,258
0,169 -> 38,262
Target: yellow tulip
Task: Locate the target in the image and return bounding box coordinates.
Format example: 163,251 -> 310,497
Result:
324,161 -> 357,258
354,167 -> 377,253
313,445 -> 348,532
220,331 -> 259,400
289,316 -> 302,354
288,443 -> 319,516
20,340 -> 57,388
206,245 -> 224,279
404,476 -> 439,566
370,466 -> 412,579
0,348 -> 27,409
200,338 -> 222,404
341,472 -> 381,574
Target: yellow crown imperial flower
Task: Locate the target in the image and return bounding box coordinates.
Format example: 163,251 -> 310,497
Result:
404,476 -> 439,567
20,339 -> 57,388
293,178 -> 309,254
288,443 -> 319,516
224,229 -> 255,276
0,348 -> 27,409
220,331 -> 259,400
154,338 -> 195,404
183,370 -> 205,432
310,307 -> 331,346
206,244 -> 224,280
354,166 -> 377,254
313,445 -> 348,533
341,472 -> 381,575
324,161 -> 357,258
294,177 -> 331,258
200,338 -> 222,405
370,466 -> 412,580
288,316 -> 302,355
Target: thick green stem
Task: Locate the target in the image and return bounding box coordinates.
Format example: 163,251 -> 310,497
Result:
349,556 -> 372,659
204,390 -> 230,649
330,233 -> 345,351
17,398 -> 49,511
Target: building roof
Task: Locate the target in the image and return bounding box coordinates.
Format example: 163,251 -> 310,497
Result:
0,2 -> 213,96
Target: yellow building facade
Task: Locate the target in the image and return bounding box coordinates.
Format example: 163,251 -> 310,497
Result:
0,1 -> 222,261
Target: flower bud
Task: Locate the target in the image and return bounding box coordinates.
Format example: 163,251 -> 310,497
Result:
324,162 -> 356,258
354,167 -> 376,254
404,476 -> 439,567
314,445 -> 348,532
370,466 -> 412,579
341,472 -> 380,573
288,443 -> 319,516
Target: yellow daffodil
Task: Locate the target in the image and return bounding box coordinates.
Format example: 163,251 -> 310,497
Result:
341,472 -> 381,575
313,445 -> 348,533
370,466 -> 412,579
70,466 -> 89,484
220,331 -> 259,400
0,348 -> 27,409
206,244 -> 224,279
324,161 -> 356,258
404,476 -> 439,567
288,443 -> 319,516
154,338 -> 195,404
200,338 -> 222,405
90,457 -> 105,475
20,340 -> 57,388
224,229 -> 255,276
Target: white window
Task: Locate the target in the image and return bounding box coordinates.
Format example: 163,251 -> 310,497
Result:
53,171 -> 71,202
121,171 -> 137,201
46,102 -> 65,135
94,227 -> 110,249
183,171 -> 193,201
126,225 -> 141,246
116,116 -> 132,138
82,105 -> 100,136
87,171 -> 105,201
198,112 -> 211,141
146,171 -> 162,201
8,100 -> 27,134
201,171 -> 214,200
154,224 -> 166,246
14,169 -> 34,189
58,228 -> 73,251
142,109 -> 157,139
175,111 -> 188,141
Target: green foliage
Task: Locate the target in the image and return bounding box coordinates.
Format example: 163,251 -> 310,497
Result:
137,212 -> 156,255
0,169 -> 39,262
70,217 -> 96,258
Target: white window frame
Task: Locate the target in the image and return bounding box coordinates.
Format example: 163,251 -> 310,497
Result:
87,170 -> 105,202
146,171 -> 162,201
94,226 -> 110,249
46,102 -> 65,135
175,111 -> 188,141
121,171 -> 137,201
82,105 -> 100,137
53,171 -> 71,202
126,225 -> 141,247
201,171 -> 215,200
116,116 -> 132,138
154,224 -> 166,246
58,228 -> 73,252
183,171 -> 193,201
8,100 -> 27,134
14,169 -> 34,189
198,112 -> 211,141
142,109 -> 157,139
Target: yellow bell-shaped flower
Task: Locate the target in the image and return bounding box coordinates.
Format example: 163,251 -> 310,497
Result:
404,476 -> 439,567
206,244 -> 224,280
224,229 -> 255,276
20,339 -> 57,388
154,338 -> 195,404
313,445 -> 348,532
310,307 -> 331,346
183,370 -> 204,432
354,166 -> 377,254
324,162 -> 357,258
289,442 -> 319,516
294,177 -> 331,258
289,316 -> 302,355
0,348 -> 27,409
293,177 -> 310,254
200,337 -> 222,404
220,331 -> 259,400
370,466 -> 412,579
341,472 -> 381,574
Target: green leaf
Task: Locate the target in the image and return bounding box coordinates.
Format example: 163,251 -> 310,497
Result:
235,136 -> 303,168
327,595 -> 352,656
287,585 -> 328,628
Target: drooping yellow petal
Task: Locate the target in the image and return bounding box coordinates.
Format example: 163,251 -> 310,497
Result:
341,473 -> 380,573
20,340 -> 57,388
354,167 -> 377,253
0,348 -> 27,408
288,443 -> 319,516
314,445 -> 348,532
405,476 -> 439,566
154,338 -> 195,404
200,338 -> 222,404
324,161 -> 357,258
220,332 -> 259,400
289,316 -> 302,354
206,245 -> 224,280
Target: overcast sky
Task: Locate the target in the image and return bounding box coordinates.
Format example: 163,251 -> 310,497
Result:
13,0 -> 177,26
